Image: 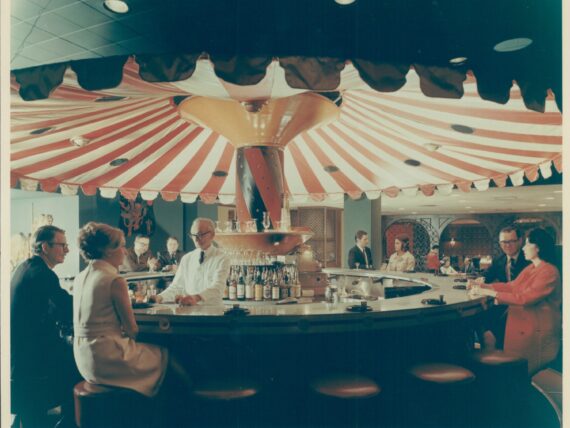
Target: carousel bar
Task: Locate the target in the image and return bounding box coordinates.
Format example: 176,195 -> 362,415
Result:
7,1 -> 563,428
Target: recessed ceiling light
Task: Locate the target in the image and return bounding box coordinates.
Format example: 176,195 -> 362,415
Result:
493,37 -> 533,52
95,95 -> 127,102
70,136 -> 90,147
538,204 -> 547,207
404,159 -> 421,167
334,0 -> 356,5
103,0 -> 129,14
449,57 -> 468,65
30,127 -> 54,135
423,143 -> 441,152
451,124 -> 475,134
212,170 -> 228,177
324,165 -> 339,173
109,158 -> 128,166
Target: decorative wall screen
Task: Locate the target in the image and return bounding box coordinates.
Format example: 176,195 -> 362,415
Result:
291,208 -> 342,267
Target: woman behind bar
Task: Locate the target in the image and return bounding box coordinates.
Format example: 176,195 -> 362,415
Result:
387,234 -> 415,272
440,257 -> 458,275
73,222 -> 168,396
470,228 -> 562,374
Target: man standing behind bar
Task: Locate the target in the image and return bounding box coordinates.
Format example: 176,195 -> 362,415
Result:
481,225 -> 530,349
348,230 -> 373,269
11,225 -> 80,428
121,234 -> 159,272
153,218 -> 230,305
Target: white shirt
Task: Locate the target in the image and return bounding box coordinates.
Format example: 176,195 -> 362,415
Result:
158,245 -> 230,305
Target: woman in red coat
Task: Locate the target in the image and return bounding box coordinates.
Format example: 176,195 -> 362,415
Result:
470,228 -> 561,375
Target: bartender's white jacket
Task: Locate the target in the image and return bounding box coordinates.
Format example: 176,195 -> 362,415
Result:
158,245 -> 230,305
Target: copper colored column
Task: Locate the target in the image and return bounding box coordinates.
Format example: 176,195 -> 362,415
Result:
235,146 -> 283,230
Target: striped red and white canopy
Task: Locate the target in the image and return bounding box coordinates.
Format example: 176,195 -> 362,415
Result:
11,58 -> 562,203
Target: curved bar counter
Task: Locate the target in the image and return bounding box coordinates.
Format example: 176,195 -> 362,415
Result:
134,270 -> 491,336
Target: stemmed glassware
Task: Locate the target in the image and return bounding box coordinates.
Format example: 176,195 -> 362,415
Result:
355,262 -> 360,270
262,212 -> 271,232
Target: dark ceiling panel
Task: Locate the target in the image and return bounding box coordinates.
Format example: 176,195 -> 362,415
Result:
88,21 -> 140,41
63,29 -> 116,50
58,2 -> 112,28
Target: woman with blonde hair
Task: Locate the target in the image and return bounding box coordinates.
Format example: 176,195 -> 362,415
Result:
73,222 -> 168,397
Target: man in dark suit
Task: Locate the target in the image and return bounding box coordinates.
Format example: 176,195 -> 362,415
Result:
121,234 -> 159,272
11,225 -> 81,428
483,226 -> 530,283
481,225 -> 530,350
348,230 -> 373,269
158,236 -> 185,272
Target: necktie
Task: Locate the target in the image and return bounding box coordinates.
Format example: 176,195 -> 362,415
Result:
199,251 -> 205,264
507,257 -> 515,281
363,249 -> 369,268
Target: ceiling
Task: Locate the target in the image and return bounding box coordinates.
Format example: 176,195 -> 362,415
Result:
9,0 -> 563,205
292,184 -> 563,215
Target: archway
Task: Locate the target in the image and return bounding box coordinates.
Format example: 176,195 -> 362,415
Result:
440,219 -> 493,270
383,221 -> 431,271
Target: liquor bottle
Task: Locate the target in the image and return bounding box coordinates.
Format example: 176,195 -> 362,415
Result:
245,268 -> 254,301
254,269 -> 263,302
237,267 -> 245,301
263,268 -> 272,301
229,268 -> 237,301
223,276 -> 230,300
271,270 -> 280,301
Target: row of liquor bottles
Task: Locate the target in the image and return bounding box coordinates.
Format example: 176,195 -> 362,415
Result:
223,264 -> 301,301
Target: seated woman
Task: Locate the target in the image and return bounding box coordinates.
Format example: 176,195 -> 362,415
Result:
73,222 -> 169,397
387,234 -> 416,272
440,257 -> 458,275
470,228 -> 562,375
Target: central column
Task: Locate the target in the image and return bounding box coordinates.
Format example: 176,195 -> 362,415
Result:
236,146 -> 283,229
178,93 -> 339,230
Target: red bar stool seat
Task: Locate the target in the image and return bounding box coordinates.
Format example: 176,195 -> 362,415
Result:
310,372 -> 381,399
190,377 -> 261,427
191,377 -> 260,401
406,363 -> 476,427
74,381 -> 152,428
408,362 -> 476,385
309,373 -> 382,427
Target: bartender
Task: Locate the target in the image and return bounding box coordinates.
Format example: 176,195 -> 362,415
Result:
152,218 -> 230,305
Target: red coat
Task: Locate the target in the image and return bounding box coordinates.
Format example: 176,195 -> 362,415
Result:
492,262 -> 561,374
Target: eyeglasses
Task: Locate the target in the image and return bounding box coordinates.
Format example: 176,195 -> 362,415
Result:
49,242 -> 69,249
499,239 -> 519,245
189,231 -> 212,240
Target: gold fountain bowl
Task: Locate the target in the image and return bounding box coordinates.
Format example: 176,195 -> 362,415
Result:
215,227 -> 313,255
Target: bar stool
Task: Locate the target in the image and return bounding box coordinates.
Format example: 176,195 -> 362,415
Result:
190,377 -> 261,427
74,381 -> 152,428
406,362 -> 476,427
309,372 -> 381,427
468,350 -> 529,427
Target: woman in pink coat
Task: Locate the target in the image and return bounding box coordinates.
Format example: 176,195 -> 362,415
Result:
471,228 -> 561,375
